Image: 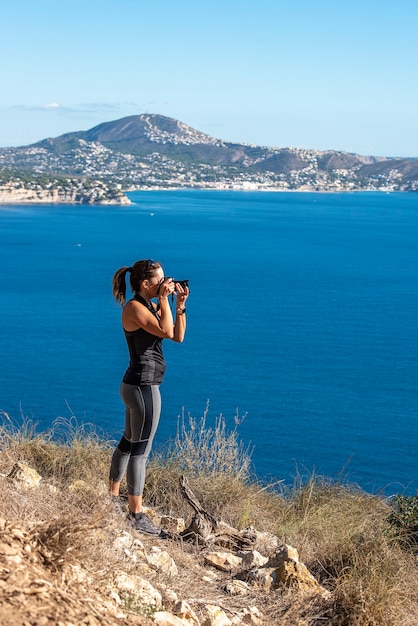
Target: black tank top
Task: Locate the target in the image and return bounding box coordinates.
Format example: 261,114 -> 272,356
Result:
122,295 -> 166,385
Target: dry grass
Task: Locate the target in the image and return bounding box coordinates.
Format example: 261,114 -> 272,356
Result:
0,411 -> 112,486
262,477 -> 418,625
0,409 -> 417,625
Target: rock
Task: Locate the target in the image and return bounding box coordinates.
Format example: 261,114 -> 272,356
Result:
268,544 -> 324,592
204,552 -> 243,573
160,586 -> 179,608
241,527 -> 280,556
221,580 -> 250,596
0,542 -> 23,565
247,544 -> 330,596
114,572 -> 162,607
141,506 -> 185,534
146,546 -> 178,577
172,600 -> 201,625
7,462 -> 41,488
113,532 -> 134,551
201,605 -> 232,626
113,531 -> 144,552
202,571 -> 219,583
160,514 -> 186,534
238,550 -> 268,569
247,565 -> 280,591
153,611 -> 196,625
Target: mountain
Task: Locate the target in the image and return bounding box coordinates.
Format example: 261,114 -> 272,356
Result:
1,114 -> 418,191
36,114 -> 234,163
35,114 -> 280,167
34,114 -> 377,169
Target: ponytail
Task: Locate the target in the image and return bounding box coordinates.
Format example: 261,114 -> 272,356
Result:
112,266 -> 131,306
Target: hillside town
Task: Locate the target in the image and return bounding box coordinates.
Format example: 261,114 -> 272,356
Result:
1,113 -> 417,197
0,171 -> 130,204
0,141 -> 413,193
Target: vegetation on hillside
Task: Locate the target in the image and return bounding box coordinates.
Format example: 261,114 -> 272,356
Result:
0,408 -> 417,625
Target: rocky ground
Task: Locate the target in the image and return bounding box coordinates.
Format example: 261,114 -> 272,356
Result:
0,462 -> 333,626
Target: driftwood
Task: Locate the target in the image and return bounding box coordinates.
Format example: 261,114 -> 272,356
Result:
179,475 -> 255,551
179,475 -> 217,543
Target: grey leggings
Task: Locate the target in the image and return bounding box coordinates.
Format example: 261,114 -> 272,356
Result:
109,383 -> 161,496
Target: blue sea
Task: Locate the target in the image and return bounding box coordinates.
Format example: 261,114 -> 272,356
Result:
1,191 -> 417,495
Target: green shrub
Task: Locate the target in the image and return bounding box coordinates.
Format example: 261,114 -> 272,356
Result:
388,494 -> 418,551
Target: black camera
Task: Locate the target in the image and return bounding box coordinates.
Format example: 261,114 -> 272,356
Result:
158,278 -> 189,299
172,279 -> 189,290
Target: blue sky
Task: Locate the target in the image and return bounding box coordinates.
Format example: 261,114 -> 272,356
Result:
1,0 -> 417,156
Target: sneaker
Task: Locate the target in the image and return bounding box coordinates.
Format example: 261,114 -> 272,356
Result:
126,512 -> 168,537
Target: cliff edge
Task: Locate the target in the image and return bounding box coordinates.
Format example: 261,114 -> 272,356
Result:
0,178 -> 131,205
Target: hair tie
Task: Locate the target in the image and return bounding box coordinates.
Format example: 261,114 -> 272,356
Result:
127,267 -> 133,273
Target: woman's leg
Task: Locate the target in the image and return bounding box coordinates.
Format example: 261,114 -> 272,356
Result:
109,383 -> 134,496
109,434 -> 131,494
120,383 -> 161,513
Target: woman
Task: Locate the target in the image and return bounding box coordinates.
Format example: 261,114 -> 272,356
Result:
109,258 -> 188,535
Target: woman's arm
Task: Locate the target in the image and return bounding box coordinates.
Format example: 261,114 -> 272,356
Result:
122,278 -> 175,338
172,283 -> 189,343
122,281 -> 188,340
157,294 -> 175,338
122,299 -> 174,338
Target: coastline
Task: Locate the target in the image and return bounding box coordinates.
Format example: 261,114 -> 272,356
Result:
0,187 -> 131,205
0,185 -> 402,206
125,185 -> 398,193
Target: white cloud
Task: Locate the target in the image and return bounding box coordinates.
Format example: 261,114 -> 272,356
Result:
10,102 -> 137,115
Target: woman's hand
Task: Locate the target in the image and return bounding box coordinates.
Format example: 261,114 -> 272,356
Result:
175,282 -> 189,305
158,278 -> 176,298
